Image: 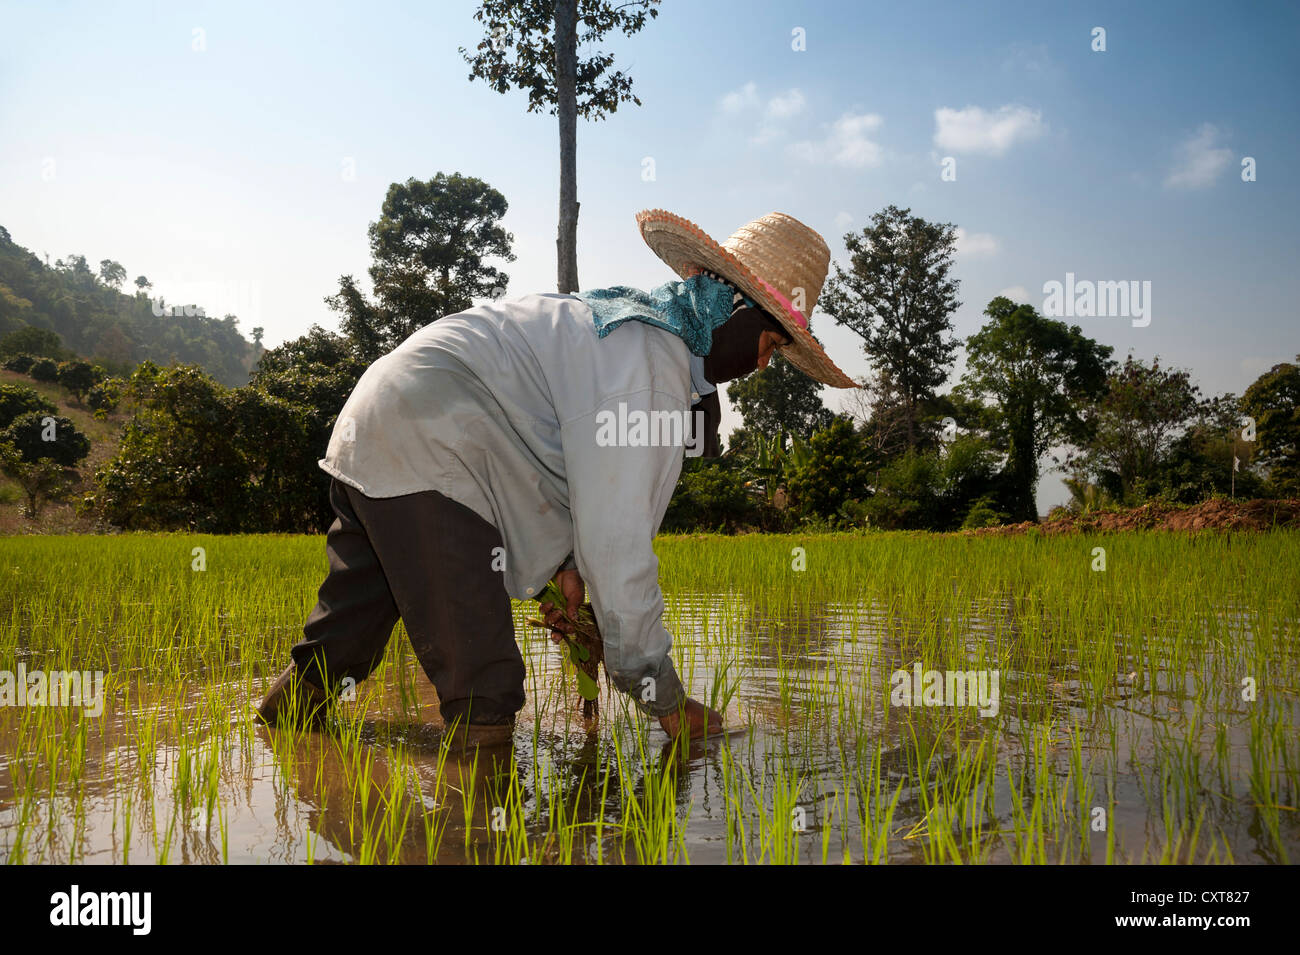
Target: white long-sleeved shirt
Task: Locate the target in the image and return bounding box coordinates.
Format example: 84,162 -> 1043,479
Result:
319,292 -> 700,716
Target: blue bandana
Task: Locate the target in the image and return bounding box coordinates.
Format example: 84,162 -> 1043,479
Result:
576,273 -> 748,357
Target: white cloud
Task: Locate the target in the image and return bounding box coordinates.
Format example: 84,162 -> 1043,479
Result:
933,105 -> 1044,156
955,228 -> 1000,256
999,285 -> 1030,302
789,112 -> 884,168
766,88 -> 806,119
720,84 -> 807,146
720,82 -> 759,113
833,211 -> 853,229
1165,123 -> 1233,189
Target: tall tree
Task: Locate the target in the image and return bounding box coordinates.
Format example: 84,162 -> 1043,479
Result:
460,0 -> 661,293
956,297 -> 1113,522
819,205 -> 962,449
98,259 -> 127,289
327,173 -> 515,363
1147,392 -> 1264,503
1065,355 -> 1202,502
1242,355 -> 1300,496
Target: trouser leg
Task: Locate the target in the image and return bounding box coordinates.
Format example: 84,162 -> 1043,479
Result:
292,479 -> 401,693
342,484 -> 526,726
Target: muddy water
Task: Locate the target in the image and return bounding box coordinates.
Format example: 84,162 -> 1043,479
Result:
1,595 -> 1295,864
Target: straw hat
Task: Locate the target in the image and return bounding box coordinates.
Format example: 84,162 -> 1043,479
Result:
636,209 -> 858,388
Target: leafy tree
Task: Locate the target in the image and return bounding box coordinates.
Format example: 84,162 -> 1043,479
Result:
1145,393 -> 1265,503
1066,355 -> 1202,502
785,417 -> 876,522
87,377 -> 123,418
57,359 -> 104,404
0,382 -> 57,429
727,352 -> 835,444
29,356 -> 60,383
326,174 -> 515,363
0,326 -> 66,359
251,326 -> 370,528
90,363 -> 318,532
98,259 -> 127,289
0,281 -> 35,332
369,174 -> 515,326
820,205 -> 962,448
91,324 -> 134,370
1241,356 -> 1300,496
662,458 -> 760,533
55,254 -> 94,287
956,297 -> 1113,522
860,435 -> 1003,530
460,0 -> 660,292
0,442 -> 77,519
134,276 -> 151,295
1,411 -> 90,466
2,354 -> 35,373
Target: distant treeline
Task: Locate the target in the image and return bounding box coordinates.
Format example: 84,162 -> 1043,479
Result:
4,186 -> 1298,536
0,225 -> 258,386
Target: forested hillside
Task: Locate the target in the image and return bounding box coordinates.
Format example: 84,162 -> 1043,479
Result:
0,224 -> 258,386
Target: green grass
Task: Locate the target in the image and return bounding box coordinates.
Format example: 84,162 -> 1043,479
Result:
0,529 -> 1297,864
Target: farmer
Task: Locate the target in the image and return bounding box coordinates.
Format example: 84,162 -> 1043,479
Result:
256,209 -> 857,746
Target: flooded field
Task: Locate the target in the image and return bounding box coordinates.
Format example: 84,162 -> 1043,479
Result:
1,531 -> 1297,864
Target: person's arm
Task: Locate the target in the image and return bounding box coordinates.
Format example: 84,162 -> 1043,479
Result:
558,387 -> 688,718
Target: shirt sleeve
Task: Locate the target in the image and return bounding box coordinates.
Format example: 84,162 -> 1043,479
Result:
559,387 -> 688,718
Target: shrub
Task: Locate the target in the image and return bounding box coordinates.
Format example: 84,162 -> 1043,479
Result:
0,382 -> 58,429
961,494 -> 1008,529
0,326 -> 66,360
662,460 -> 759,532
57,359 -> 104,403
87,378 -> 123,417
785,418 -> 874,522
0,412 -> 90,467
29,357 -> 60,383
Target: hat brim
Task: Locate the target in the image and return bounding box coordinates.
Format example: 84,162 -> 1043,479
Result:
636,209 -> 859,388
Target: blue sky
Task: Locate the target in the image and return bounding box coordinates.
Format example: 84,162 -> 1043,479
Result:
2,0 -> 1297,510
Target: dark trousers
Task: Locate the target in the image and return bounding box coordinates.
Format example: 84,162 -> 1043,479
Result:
291,478 -> 526,725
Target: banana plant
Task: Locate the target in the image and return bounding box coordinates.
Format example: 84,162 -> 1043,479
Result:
745,432 -> 810,502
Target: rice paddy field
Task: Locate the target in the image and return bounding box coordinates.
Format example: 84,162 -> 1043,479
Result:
1,530 -> 1297,865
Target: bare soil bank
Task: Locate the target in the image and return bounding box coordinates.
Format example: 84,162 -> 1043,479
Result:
963,497 -> 1300,535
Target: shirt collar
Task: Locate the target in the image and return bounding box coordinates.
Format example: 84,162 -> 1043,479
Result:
689,353 -> 716,402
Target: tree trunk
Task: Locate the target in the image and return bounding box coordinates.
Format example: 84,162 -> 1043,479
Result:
554,0 -> 580,293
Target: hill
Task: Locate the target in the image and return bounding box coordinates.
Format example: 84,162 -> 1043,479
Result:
0,224 -> 259,386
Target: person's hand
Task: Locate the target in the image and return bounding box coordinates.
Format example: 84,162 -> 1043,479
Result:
658,697 -> 724,740
538,568 -> 585,644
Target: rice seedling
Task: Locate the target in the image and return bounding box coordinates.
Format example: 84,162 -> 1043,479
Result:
0,529 -> 1295,864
